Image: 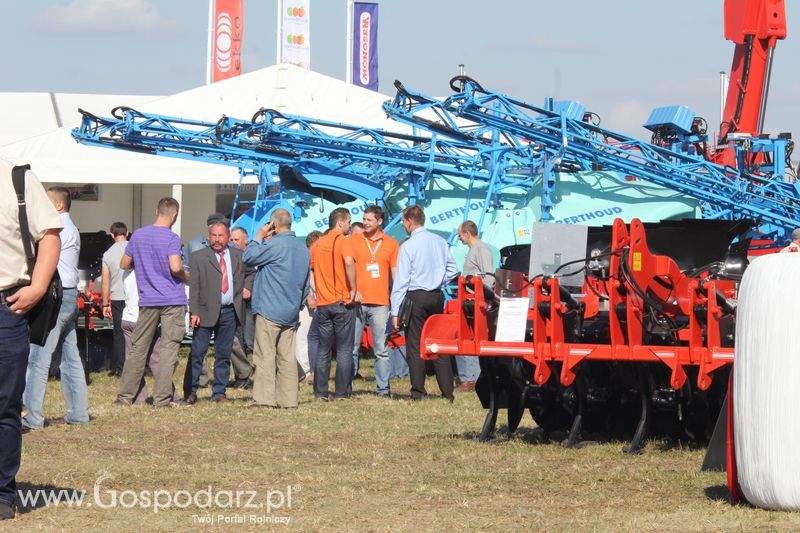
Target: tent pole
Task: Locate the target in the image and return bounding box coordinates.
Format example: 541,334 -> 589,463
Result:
346,0 -> 354,83
276,0 -> 283,64
207,0 -> 215,85
172,184 -> 183,237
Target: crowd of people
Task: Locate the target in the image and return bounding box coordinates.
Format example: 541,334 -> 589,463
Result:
0,161 -> 499,520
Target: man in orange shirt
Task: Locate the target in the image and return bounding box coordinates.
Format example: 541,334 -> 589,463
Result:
310,208 -> 357,400
343,206 -> 399,397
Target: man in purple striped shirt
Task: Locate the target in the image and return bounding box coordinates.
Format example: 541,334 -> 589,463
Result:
116,197 -> 188,408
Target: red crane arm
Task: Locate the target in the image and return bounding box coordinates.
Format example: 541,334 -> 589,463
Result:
720,0 -> 786,141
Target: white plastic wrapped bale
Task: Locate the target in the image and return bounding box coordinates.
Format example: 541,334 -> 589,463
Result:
734,252 -> 800,510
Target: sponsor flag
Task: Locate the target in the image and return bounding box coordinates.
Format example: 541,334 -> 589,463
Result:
351,2 -> 378,90
280,1 -> 311,69
212,0 -> 244,82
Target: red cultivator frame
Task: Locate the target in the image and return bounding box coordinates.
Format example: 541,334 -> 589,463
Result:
420,218 -> 741,453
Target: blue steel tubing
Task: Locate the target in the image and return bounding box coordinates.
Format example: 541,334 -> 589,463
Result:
449,80 -> 800,240
73,106 -> 541,206
385,79 -> 800,241
231,166 -> 248,225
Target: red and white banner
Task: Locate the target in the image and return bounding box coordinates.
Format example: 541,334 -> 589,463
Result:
280,1 -> 310,69
212,0 -> 244,82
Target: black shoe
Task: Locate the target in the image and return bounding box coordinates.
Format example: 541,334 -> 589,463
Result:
226,378 -> 248,389
0,501 -> 14,520
184,394 -> 197,405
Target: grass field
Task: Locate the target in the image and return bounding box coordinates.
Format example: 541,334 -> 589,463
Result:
8,351 -> 800,532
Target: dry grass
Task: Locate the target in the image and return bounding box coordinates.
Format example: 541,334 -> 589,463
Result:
7,351 -> 800,532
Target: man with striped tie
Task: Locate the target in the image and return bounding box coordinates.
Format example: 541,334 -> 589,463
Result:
186,221 -> 251,404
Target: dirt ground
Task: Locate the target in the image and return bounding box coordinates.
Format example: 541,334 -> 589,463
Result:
7,354 -> 800,532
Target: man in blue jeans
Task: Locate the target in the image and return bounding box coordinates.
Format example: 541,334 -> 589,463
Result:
0,159 -> 62,520
23,186 -> 90,430
454,220 -> 495,391
310,208 -> 357,400
343,206 -> 399,397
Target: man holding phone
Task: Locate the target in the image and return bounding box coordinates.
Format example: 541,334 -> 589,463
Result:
243,210 -> 310,408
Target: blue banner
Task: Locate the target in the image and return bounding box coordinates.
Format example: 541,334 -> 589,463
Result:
352,2 -> 379,91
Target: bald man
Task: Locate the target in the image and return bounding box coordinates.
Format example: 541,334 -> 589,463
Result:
243,209 -> 310,408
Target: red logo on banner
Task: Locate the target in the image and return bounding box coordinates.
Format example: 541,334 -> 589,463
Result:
359,13 -> 371,85
213,0 -> 243,82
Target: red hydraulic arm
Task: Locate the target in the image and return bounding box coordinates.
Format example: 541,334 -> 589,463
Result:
718,0 -> 786,147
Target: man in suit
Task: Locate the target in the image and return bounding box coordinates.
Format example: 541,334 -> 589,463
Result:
181,213 -> 253,396
186,221 -> 251,403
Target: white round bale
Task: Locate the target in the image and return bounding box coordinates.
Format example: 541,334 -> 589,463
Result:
734,252 -> 800,510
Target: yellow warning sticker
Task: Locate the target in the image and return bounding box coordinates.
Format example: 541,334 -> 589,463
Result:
632,252 -> 642,272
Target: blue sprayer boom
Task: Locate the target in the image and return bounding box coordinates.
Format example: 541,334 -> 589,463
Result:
384,77 -> 800,242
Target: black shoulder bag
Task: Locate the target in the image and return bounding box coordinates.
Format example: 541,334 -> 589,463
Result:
397,297 -> 413,330
12,164 -> 62,346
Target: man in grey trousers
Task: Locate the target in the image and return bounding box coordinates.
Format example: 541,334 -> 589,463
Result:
243,209 -> 310,409
116,197 -> 187,408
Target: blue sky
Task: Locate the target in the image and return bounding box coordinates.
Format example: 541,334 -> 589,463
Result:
3,0 -> 799,139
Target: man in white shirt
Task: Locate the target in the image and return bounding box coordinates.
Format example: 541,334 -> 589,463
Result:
22,186 -> 90,430
0,160 -> 61,520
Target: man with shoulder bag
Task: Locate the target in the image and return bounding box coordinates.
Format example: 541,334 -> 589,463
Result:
391,205 -> 458,402
0,159 -> 62,520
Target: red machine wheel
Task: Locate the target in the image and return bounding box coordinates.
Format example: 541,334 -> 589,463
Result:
726,368 -> 742,503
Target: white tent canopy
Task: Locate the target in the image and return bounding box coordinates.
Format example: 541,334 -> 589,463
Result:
0,64 -> 404,184
0,92 -> 158,147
